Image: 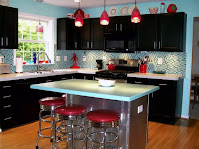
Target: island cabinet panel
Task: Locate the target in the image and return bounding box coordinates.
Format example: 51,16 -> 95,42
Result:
0,6 -> 18,49
127,77 -> 183,124
137,12 -> 186,52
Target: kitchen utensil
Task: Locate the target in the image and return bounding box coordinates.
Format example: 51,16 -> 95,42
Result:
120,6 -> 129,16
149,7 -> 159,14
84,14 -> 90,18
108,6 -> 118,16
96,59 -> 103,70
107,60 -> 115,70
96,78 -> 115,87
140,64 -> 147,73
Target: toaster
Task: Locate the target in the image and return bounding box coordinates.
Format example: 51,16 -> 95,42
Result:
0,63 -> 10,74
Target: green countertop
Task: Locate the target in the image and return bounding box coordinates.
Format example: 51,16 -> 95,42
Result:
30,79 -> 159,102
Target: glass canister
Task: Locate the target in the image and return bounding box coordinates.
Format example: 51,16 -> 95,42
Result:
160,3 -> 166,13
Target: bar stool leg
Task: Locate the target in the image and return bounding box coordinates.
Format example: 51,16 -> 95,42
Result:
71,121 -> 74,149
103,128 -> 106,149
36,110 -> 42,149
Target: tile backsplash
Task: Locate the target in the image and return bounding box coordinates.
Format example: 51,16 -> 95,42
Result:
0,49 -> 186,75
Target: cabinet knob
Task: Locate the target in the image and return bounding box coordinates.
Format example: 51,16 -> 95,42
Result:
135,81 -> 142,84
116,24 -> 118,31
6,37 -> 8,46
3,85 -> 11,88
87,42 -> 89,48
1,37 -> 3,46
120,24 -> 122,31
159,84 -> 167,86
91,42 -> 93,48
3,95 -> 11,99
154,41 -> 156,50
159,41 -> 161,49
4,117 -> 12,121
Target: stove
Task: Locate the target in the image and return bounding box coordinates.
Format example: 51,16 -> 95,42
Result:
96,59 -> 139,80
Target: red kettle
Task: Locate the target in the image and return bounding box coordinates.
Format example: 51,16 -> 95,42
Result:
107,60 -> 115,70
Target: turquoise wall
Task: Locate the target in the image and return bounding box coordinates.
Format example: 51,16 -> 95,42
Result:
0,0 -> 198,117
82,0 -> 198,118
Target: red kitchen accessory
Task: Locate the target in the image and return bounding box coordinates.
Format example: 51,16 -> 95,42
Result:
167,4 -> 177,13
74,9 -> 85,18
107,60 -> 115,70
149,7 -> 159,14
140,64 -> 147,73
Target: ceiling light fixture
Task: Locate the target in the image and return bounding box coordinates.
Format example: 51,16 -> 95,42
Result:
74,0 -> 82,2
75,2 -> 83,27
36,0 -> 44,32
100,0 -> 109,25
131,0 -> 141,23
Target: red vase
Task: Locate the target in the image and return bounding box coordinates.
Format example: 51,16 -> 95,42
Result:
140,65 -> 147,73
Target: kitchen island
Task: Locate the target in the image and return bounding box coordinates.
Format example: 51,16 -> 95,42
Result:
31,79 -> 159,149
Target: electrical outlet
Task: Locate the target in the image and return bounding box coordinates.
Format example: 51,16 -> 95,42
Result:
56,56 -> 60,62
83,56 -> 86,62
158,58 -> 163,65
138,105 -> 143,114
64,56 -> 67,62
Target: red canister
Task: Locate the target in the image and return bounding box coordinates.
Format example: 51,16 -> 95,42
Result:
140,65 -> 147,73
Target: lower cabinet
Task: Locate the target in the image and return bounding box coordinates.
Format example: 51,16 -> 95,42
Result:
72,73 -> 95,80
127,77 -> 183,124
0,74 -> 72,130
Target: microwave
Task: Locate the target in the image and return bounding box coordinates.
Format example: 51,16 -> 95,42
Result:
104,33 -> 135,52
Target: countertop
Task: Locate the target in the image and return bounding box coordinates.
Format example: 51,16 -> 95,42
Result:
0,68 -> 100,82
127,73 -> 185,81
30,79 -> 159,102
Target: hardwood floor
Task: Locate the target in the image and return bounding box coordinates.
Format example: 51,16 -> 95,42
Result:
0,119 -> 199,149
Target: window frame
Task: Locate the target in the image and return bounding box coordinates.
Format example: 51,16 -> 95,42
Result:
14,12 -> 54,65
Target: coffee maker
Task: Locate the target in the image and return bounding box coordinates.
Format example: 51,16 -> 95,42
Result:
96,60 -> 103,70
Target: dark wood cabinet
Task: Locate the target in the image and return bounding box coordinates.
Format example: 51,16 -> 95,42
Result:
90,18 -> 104,50
127,77 -> 183,124
57,18 -> 104,50
72,73 -> 95,80
137,12 -> 186,52
0,6 -> 18,49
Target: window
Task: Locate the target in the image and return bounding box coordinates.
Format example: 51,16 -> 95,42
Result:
15,13 -> 54,64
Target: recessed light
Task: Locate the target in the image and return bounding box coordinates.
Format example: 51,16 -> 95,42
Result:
74,0 -> 82,2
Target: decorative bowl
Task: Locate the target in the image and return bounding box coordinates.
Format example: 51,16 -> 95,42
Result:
96,78 -> 115,87
149,7 -> 159,14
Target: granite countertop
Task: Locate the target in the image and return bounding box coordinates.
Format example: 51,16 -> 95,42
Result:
127,73 -> 185,81
0,68 -> 101,82
31,79 -> 159,102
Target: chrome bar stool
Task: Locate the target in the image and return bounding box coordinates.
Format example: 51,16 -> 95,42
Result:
86,109 -> 120,149
54,104 -> 86,149
36,97 -> 65,149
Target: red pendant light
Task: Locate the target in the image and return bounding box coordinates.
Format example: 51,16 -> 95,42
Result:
75,2 -> 83,27
131,0 -> 141,23
100,0 -> 109,25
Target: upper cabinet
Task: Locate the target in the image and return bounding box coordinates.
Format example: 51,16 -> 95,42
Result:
137,12 -> 187,52
57,18 -> 104,50
57,12 -> 186,52
0,6 -> 18,49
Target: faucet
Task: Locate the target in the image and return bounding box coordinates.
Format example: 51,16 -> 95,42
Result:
36,52 -> 50,73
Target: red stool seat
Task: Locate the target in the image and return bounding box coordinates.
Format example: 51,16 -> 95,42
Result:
86,110 -> 120,123
55,105 -> 86,116
39,97 -> 65,106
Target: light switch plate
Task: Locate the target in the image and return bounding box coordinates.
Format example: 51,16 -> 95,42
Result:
158,58 -> 163,65
83,56 -> 86,62
138,105 -> 143,114
64,56 -> 67,62
56,56 -> 60,62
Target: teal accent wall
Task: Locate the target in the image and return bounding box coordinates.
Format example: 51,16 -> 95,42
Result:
0,0 -> 198,117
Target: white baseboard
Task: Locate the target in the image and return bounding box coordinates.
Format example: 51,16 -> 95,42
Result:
181,115 -> 189,119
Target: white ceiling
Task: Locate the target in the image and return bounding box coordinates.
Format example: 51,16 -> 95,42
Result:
42,0 -> 168,9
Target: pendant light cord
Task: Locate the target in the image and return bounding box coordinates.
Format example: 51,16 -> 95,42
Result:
135,0 -> 137,6
104,0 -> 105,11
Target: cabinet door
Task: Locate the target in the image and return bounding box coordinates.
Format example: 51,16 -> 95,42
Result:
78,19 -> 91,50
104,17 -> 118,33
66,19 -> 76,49
57,18 -> 67,50
0,6 -> 4,48
4,6 -> 18,49
90,18 -> 104,50
158,13 -> 185,52
137,14 -> 157,51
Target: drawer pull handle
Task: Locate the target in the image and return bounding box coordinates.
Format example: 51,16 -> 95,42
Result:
135,81 -> 142,84
46,80 -> 52,82
4,117 -> 12,121
4,105 -> 11,108
3,86 -> 11,88
159,84 -> 167,86
3,95 -> 11,99
62,78 -> 67,80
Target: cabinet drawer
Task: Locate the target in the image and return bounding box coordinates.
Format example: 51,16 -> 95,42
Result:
1,94 -> 13,105
2,116 -> 15,130
127,77 -> 149,85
